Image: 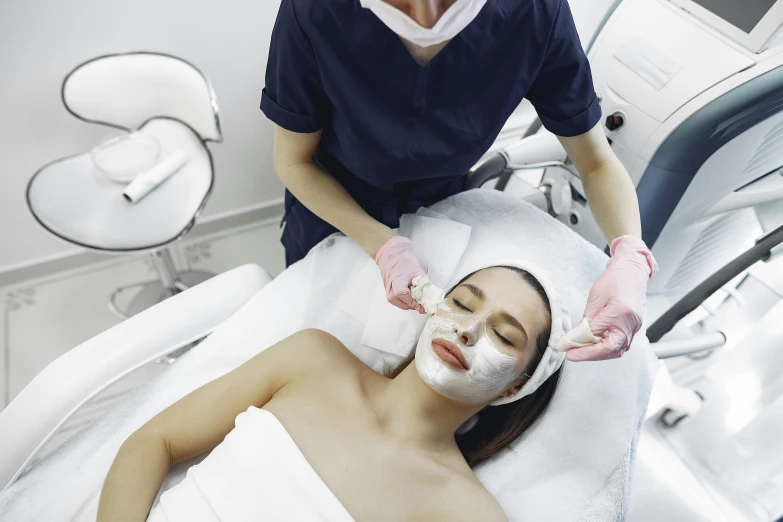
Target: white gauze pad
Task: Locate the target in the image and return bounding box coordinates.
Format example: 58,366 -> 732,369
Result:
411,275 -> 445,315
555,318 -> 601,352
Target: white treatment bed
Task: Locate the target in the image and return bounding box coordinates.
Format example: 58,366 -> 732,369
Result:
0,190 -> 658,522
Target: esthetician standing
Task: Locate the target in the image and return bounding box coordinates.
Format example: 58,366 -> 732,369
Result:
261,0 -> 658,362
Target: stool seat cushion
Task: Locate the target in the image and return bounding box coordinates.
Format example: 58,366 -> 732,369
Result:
27,118 -> 212,252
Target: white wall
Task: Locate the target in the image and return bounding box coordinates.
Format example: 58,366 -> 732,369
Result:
571,0 -> 623,49
0,0 -> 284,272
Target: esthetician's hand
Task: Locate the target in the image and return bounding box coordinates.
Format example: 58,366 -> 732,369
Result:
375,236 -> 428,314
567,235 -> 658,362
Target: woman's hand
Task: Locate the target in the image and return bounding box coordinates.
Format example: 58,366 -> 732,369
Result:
375,236 -> 428,313
566,235 -> 658,361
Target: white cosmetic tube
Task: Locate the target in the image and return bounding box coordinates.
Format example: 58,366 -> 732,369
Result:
123,151 -> 187,204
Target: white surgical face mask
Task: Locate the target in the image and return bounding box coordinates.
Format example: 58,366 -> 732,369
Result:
414,312 -> 521,404
360,0 -> 488,48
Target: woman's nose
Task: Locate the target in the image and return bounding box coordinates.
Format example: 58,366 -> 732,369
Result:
454,321 -> 479,346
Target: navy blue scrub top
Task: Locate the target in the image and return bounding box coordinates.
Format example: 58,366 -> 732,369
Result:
262,0 -> 601,265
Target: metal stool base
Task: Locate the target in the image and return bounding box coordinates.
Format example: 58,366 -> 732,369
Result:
109,270 -> 213,319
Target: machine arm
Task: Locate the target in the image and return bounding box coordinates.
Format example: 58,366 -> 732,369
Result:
648,222 -> 783,342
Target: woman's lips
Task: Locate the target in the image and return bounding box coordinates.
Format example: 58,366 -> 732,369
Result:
432,338 -> 469,370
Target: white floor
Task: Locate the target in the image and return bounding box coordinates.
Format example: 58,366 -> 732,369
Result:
2,209 -> 782,522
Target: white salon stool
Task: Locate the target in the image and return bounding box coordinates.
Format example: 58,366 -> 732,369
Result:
27,52 -> 223,319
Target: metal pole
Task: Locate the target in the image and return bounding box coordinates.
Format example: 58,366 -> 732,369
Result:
150,250 -> 179,291
651,332 -> 727,359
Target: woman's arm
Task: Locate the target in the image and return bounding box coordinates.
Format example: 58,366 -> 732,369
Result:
97,331 -> 313,522
557,123 -> 642,242
557,123 -> 656,362
273,125 -> 396,258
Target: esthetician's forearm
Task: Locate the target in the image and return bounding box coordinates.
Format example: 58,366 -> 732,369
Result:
579,155 -> 642,242
97,433 -> 171,522
277,159 -> 396,257
558,124 -> 642,243
274,125 -> 395,257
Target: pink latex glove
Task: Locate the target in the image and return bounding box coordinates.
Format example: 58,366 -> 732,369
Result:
566,235 -> 658,362
375,236 -> 428,314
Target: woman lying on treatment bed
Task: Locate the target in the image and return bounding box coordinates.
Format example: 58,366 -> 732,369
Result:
98,263 -> 566,522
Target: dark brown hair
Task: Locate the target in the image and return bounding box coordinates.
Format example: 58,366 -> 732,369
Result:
386,266 -> 562,467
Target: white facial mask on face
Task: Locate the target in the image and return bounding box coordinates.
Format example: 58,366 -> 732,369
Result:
414,314 -> 520,404
360,0 -> 488,48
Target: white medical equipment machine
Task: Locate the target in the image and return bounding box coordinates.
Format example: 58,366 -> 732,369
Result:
26,52 -> 222,319
669,0 -> 783,53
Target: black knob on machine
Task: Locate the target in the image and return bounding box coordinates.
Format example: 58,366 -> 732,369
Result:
605,113 -> 625,131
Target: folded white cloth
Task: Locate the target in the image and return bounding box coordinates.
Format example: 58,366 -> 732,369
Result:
148,408 -> 354,522
556,318 -> 602,352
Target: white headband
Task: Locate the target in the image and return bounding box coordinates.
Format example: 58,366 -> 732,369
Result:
446,259 -> 570,406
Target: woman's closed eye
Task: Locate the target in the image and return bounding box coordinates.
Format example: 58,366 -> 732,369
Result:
493,329 -> 514,347
452,298 -> 472,312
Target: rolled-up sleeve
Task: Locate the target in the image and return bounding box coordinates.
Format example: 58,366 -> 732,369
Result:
525,0 -> 601,137
261,0 -> 330,133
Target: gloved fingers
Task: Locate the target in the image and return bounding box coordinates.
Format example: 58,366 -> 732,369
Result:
583,307 -> 616,339
415,257 -> 428,276
587,298 -> 642,336
565,329 -> 629,362
409,268 -> 428,286
398,293 -> 423,311
393,293 -> 426,314
624,330 -> 638,351
387,278 -> 424,312
376,235 -> 429,313
376,237 -> 428,273
588,308 -> 620,337
395,288 -> 425,312
386,280 -> 409,308
387,294 -> 413,311
595,323 -> 632,353
582,283 -> 608,321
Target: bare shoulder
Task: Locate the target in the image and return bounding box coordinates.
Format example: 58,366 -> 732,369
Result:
276,328 -> 370,377
434,475 -> 508,522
